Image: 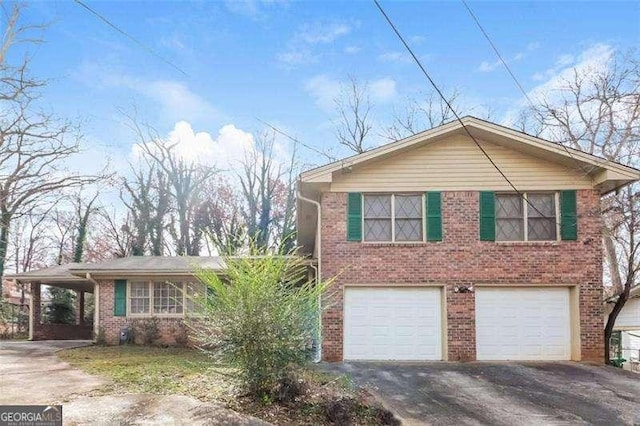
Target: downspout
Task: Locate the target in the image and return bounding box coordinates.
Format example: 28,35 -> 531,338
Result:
297,190 -> 322,363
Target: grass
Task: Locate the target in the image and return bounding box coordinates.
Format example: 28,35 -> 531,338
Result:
58,345 -> 398,425
58,345 -> 239,403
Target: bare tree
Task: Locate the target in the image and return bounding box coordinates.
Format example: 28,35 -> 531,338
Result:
522,50 -> 639,364
199,178 -> 246,256
120,163 -> 170,256
333,76 -> 373,154
71,190 -> 100,263
0,4 -> 104,291
385,90 -> 461,141
238,130 -> 298,253
125,116 -> 218,256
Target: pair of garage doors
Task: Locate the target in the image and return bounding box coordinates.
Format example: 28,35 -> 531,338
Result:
343,286 -> 572,361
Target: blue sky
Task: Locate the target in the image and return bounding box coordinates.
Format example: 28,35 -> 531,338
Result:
11,0 -> 640,174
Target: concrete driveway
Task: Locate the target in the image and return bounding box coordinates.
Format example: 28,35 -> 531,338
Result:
0,341 -> 266,425
324,362 -> 640,425
0,340 -> 104,404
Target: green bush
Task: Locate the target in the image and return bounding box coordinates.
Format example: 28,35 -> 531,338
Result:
610,357 -> 626,368
43,288 -> 76,324
188,253 -> 329,398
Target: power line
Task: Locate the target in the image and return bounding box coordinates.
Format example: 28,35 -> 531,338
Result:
256,117 -> 336,162
73,0 -> 188,77
372,0 -> 566,225
460,0 -> 592,175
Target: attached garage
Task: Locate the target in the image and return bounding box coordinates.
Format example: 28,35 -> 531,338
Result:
343,287 -> 443,361
476,287 -> 573,361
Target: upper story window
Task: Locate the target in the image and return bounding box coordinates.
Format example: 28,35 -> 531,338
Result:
363,194 -> 423,242
495,192 -> 558,241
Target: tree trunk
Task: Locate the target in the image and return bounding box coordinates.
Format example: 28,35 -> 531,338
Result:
604,284 -> 631,364
0,214 -> 12,295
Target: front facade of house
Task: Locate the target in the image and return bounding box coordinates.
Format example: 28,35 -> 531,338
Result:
298,117 -> 640,363
8,257 -> 219,345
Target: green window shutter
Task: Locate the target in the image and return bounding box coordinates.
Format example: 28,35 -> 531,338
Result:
479,191 -> 496,241
346,192 -> 362,241
114,279 -> 127,317
560,190 -> 578,240
425,192 -> 442,241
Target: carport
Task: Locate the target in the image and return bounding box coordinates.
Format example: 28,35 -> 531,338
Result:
6,263 -> 94,341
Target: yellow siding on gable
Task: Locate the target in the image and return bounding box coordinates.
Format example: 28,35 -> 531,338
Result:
330,135 -> 594,192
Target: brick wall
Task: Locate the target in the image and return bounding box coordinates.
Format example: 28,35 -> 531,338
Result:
98,280 -> 188,346
320,190 -> 604,362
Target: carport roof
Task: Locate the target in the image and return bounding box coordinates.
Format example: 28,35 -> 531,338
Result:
6,263 -> 90,284
67,256 -> 225,277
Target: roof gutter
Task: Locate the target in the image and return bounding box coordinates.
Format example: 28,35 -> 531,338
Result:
297,189 -> 323,363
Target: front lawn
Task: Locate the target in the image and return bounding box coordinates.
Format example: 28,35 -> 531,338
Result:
58,345 -> 398,425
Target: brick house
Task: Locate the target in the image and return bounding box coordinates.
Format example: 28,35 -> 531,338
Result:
7,258 -> 220,344
296,117 -> 640,363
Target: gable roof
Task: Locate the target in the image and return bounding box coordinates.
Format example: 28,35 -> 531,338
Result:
299,116 -> 640,194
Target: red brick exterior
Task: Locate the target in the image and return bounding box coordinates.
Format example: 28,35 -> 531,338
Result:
98,280 -> 188,346
320,190 -> 604,363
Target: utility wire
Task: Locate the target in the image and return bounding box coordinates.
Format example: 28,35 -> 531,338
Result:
373,0 -> 566,226
256,117 -> 337,162
73,0 -> 188,77
461,0 -> 592,175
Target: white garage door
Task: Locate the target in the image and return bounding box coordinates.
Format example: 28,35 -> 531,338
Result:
476,287 -> 571,361
344,287 -> 442,361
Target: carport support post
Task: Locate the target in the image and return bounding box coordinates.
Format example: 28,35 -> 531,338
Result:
77,291 -> 85,326
29,282 -> 41,341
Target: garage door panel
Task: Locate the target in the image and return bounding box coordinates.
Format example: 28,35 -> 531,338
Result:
476,288 -> 571,361
344,287 -> 442,361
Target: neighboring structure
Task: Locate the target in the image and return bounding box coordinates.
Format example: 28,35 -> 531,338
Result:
2,278 -> 30,307
297,116 -> 640,363
606,285 -> 640,370
6,257 -> 220,344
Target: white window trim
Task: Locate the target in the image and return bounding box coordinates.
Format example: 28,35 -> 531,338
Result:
362,193 -> 425,243
496,191 -> 560,242
126,280 -> 200,318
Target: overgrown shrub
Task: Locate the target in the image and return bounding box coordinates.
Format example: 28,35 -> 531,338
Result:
170,321 -> 190,347
133,317 -> 161,345
188,253 -> 329,398
273,369 -> 307,404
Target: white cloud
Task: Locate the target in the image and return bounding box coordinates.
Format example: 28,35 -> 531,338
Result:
370,78 -> 397,102
526,41 -> 541,51
378,51 -> 412,64
138,80 -> 220,124
75,63 -> 220,125
478,59 -> 501,73
528,44 -> 613,104
277,20 -> 355,67
224,0 -> 287,20
298,22 -> 352,44
132,121 -> 255,172
344,45 -> 361,55
502,43 -> 615,126
304,74 -> 341,111
477,41 -> 541,73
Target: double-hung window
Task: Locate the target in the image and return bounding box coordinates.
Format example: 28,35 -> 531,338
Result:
495,192 -> 558,241
363,194 -> 423,242
128,281 -> 205,316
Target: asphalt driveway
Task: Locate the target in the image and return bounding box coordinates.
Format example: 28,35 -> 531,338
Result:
323,362 -> 640,425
